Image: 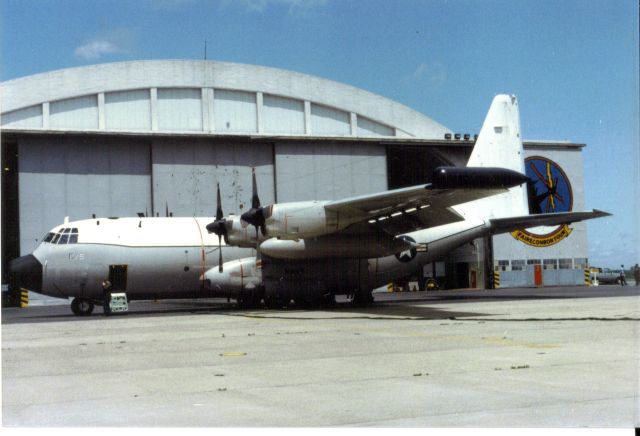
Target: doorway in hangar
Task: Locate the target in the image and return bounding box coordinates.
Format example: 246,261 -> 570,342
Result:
2,142 -> 20,305
386,143 -> 473,188
386,144 -> 487,290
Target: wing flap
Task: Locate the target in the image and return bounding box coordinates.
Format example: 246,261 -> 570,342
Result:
326,185 -> 507,219
325,186 -> 508,235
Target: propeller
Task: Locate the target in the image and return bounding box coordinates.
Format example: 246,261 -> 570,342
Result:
240,168 -> 267,239
206,183 -> 230,272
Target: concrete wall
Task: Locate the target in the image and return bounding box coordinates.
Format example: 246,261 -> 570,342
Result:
1,60 -> 450,139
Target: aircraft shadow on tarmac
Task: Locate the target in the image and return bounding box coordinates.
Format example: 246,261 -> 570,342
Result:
4,300 -> 490,323
141,299 -> 493,321
234,303 -> 491,321
5,286 -> 639,324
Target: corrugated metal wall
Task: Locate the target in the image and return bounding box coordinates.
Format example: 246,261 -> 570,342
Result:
151,139 -> 275,217
18,137 -> 385,237
274,142 -> 387,202
18,137 -> 152,254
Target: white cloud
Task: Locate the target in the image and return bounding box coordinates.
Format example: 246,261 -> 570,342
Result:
74,40 -> 122,60
234,0 -> 329,13
74,29 -> 134,60
411,61 -> 447,87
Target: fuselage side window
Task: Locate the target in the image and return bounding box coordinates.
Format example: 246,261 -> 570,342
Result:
59,234 -> 69,244
68,234 -> 78,244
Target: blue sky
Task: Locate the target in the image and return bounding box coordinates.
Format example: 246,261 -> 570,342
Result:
1,0 -> 638,268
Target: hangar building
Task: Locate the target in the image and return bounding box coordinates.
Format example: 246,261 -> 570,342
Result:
1,60 -> 590,295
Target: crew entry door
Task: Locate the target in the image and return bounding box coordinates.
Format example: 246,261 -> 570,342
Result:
109,265 -> 128,291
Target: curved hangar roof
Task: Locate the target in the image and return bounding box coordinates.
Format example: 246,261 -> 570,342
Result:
0,60 -> 449,139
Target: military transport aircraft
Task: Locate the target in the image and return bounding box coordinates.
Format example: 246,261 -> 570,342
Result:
9,95 -> 608,315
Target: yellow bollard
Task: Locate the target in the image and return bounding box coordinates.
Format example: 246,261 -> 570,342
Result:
19,288 -> 29,308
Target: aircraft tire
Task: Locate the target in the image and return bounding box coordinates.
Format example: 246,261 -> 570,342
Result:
71,298 -> 95,316
321,293 -> 336,308
237,295 -> 262,309
352,289 -> 374,307
264,295 -> 289,310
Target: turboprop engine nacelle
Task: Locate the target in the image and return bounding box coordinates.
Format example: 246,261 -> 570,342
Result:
227,201 -> 361,243
202,257 -> 262,295
264,202 -> 332,239
221,214 -> 267,247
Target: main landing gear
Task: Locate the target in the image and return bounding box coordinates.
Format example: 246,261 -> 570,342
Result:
71,297 -> 95,316
351,289 -> 374,306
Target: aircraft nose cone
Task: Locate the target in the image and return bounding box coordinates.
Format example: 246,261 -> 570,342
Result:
8,254 -> 43,291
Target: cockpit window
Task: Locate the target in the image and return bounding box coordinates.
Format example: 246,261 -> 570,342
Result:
49,227 -> 80,244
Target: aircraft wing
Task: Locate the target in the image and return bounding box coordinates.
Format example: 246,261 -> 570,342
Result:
325,166 -> 529,235
489,209 -> 611,234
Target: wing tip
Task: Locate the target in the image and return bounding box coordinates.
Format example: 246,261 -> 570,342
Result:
591,209 -> 612,218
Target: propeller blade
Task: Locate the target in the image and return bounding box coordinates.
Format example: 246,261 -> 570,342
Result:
238,168 -> 267,241
206,182 -> 229,252
216,183 -> 223,221
218,234 -> 223,272
251,168 -> 260,209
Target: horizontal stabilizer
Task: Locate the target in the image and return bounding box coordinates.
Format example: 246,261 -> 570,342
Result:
489,209 -> 611,234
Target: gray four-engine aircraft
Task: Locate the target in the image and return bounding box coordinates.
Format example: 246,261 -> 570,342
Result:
9,94 -> 609,315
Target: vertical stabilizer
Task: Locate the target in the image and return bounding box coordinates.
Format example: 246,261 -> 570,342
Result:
454,94 -> 529,219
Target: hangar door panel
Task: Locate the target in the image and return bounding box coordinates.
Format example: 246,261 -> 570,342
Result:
275,143 -> 387,202
18,137 -> 152,255
151,140 -> 274,217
